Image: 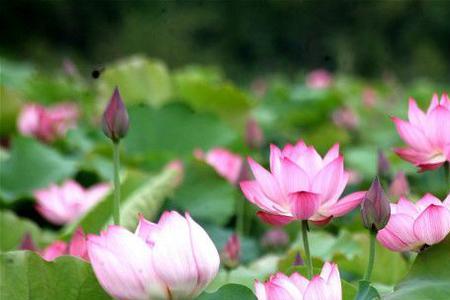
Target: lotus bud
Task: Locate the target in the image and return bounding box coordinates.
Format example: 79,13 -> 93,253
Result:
293,251 -> 304,266
245,118 -> 264,149
377,150 -> 391,178
261,228 -> 289,250
221,233 -> 240,270
361,177 -> 391,231
102,87 -> 129,142
389,171 -> 410,198
19,233 -> 37,251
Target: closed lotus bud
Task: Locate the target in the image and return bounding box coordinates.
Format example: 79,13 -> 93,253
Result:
102,87 -> 129,142
361,177 -> 391,231
245,118 -> 264,150
221,233 -> 240,270
377,150 -> 391,178
261,228 -> 289,250
293,251 -> 304,266
19,233 -> 37,251
389,171 -> 410,198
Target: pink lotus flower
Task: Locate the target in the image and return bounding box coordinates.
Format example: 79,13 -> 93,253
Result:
255,262 -> 341,300
195,148 -> 243,184
377,193 -> 450,252
392,93 -> 450,171
17,102 -> 78,142
34,180 -> 110,225
306,69 -> 332,89
87,211 -> 220,300
240,141 -> 366,226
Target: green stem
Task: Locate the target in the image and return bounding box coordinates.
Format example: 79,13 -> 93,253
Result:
112,141 -> 121,225
236,196 -> 245,236
301,220 -> 313,279
364,230 -> 376,281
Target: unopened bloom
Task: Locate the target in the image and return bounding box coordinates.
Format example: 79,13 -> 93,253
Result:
87,211 -> 220,300
392,93 -> 450,171
102,87 -> 129,142
377,193 -> 450,252
361,177 -> 391,231
195,148 -> 243,184
377,150 -> 391,178
221,233 -> 240,269
389,172 -> 410,198
306,69 -> 332,89
34,180 -> 110,225
255,262 -> 341,300
240,141 -> 366,226
17,102 -> 78,142
20,228 -> 89,261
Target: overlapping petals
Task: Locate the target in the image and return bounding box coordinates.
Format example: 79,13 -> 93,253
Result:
87,211 -> 220,300
255,262 -> 341,300
240,141 -> 365,225
377,193 -> 450,252
392,93 -> 450,171
34,180 -> 110,225
17,102 -> 78,142
195,148 -> 243,184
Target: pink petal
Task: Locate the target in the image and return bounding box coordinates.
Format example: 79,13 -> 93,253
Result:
408,98 -> 427,127
377,227 -> 411,252
326,191 -> 366,217
268,273 -> 303,299
418,162 -> 445,172
269,144 -> 283,176
394,147 -> 430,165
392,117 -> 432,151
83,183 -> 111,211
256,211 -> 294,226
248,158 -> 283,201
304,276 -> 332,300
255,281 -> 269,300
135,214 -> 159,246
288,191 -> 321,220
295,146 -> 323,176
395,197 -> 418,217
443,193 -> 450,210
425,105 -> 450,148
289,273 -> 309,294
279,157 -> 311,195
40,241 -> 67,261
68,227 -> 88,260
322,144 -> 340,166
427,93 -> 440,114
416,193 -> 443,212
312,156 -> 344,202
319,262 -> 341,298
413,204 -> 450,246
381,214 -> 418,250
240,180 -> 285,213
440,93 -> 450,109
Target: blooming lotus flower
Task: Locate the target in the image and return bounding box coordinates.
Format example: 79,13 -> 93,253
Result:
255,262 -> 341,300
17,102 -> 78,142
392,93 -> 450,171
195,148 -> 243,184
377,193 -> 450,252
87,211 -> 220,300
34,180 -> 110,225
306,69 -> 332,89
240,141 -> 366,226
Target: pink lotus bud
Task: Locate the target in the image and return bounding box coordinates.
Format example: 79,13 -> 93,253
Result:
40,241 -> 68,261
34,180 -> 110,225
102,87 -> 129,142
40,228 -> 88,261
306,69 -> 332,89
377,193 -> 450,252
255,262 -> 342,300
389,172 -> 410,198
245,118 -> 264,149
392,93 -> 450,172
17,102 -> 78,142
261,228 -> 289,249
377,150 -> 391,178
19,233 -> 37,251
87,211 -> 220,300
240,141 -> 366,226
332,107 -> 359,131
361,177 -> 391,231
195,147 -> 243,185
221,233 -> 240,269
293,251 -> 304,266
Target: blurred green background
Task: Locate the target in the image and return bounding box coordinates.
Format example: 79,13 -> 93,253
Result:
1,0 -> 450,82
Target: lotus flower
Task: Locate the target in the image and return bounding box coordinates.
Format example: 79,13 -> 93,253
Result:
34,180 -> 110,225
102,87 -> 129,142
17,102 -> 78,142
195,148 -> 243,184
87,211 -> 220,300
392,93 -> 450,171
240,141 -> 366,226
306,69 -> 332,89
377,193 -> 450,252
255,262 -> 341,300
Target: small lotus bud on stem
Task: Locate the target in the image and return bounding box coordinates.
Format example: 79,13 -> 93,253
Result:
361,177 -> 391,232
377,150 -> 391,179
102,87 -> 129,143
261,228 -> 289,250
293,251 -> 304,266
221,233 -> 240,270
19,233 -> 37,251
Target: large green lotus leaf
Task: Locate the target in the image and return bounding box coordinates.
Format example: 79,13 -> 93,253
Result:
173,66 -> 253,125
61,166 -> 179,237
0,137 -> 77,203
96,55 -> 172,108
0,251 -> 110,300
169,161 -> 236,226
384,236 -> 450,300
198,284 -> 256,300
124,104 -> 237,158
0,210 -> 55,252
